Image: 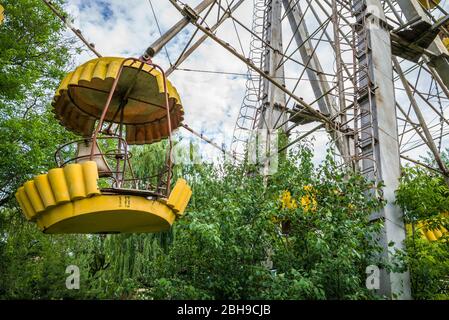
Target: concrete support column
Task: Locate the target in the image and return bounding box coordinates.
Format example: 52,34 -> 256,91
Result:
353,0 -> 412,299
259,0 -> 287,131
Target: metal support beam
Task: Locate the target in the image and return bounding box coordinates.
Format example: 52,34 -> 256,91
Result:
169,0 -> 334,127
394,58 -> 449,186
395,0 -> 449,89
41,0 -> 102,57
166,0 -> 246,76
283,0 -> 352,162
143,0 -> 215,59
353,0 -> 411,299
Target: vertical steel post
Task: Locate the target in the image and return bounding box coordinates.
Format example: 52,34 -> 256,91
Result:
258,0 -> 287,178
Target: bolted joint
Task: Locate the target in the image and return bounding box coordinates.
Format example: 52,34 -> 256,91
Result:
182,5 -> 199,21
140,52 -> 153,63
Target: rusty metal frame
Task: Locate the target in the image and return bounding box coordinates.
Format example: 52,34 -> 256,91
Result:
55,58 -> 174,197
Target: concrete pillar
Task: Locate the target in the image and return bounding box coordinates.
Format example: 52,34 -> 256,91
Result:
353,0 -> 412,299
259,0 -> 287,131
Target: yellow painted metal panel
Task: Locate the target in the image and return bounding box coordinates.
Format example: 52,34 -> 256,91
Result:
92,59 -> 107,80
106,59 -> 121,79
167,179 -> 192,216
81,161 -> 100,197
63,164 -> 86,200
70,67 -> 83,87
0,5 -> 4,25
433,228 -> 443,239
47,168 -> 71,203
406,224 -> 412,235
407,219 -> 448,242
168,180 -> 185,208
16,187 -> 36,220
24,181 -> 45,213
425,230 -> 438,241
15,190 -> 27,218
57,71 -> 72,95
36,195 -> 176,234
34,174 -> 57,209
51,57 -> 184,145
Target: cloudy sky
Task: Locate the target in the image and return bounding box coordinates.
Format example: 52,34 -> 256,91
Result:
60,0 -> 449,166
63,0 -> 259,162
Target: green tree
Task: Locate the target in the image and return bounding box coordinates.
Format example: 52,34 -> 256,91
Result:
0,0 -> 87,299
103,146 -> 386,300
0,0 -> 77,207
0,209 -> 92,299
396,163 -> 449,299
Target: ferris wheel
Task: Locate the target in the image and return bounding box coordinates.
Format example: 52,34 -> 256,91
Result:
12,0 -> 449,299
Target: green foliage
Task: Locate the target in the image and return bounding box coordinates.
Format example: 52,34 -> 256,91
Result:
0,209 -> 92,299
0,0 -> 75,103
396,164 -> 449,299
112,147 -> 385,300
396,166 -> 449,222
0,0 -> 76,207
403,234 -> 449,300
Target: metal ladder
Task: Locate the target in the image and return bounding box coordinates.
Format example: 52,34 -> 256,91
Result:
352,0 -> 379,182
332,0 -> 359,166
230,0 -> 268,159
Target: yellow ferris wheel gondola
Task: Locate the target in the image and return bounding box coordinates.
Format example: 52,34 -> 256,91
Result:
15,57 -> 192,234
52,57 -> 184,144
406,213 -> 448,242
0,5 -> 4,25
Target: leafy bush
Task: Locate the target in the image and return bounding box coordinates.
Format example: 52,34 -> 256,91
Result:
396,165 -> 449,299
115,146 -> 386,300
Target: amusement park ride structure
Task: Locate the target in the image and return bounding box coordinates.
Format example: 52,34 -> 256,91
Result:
12,0 -> 449,299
